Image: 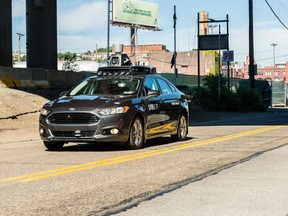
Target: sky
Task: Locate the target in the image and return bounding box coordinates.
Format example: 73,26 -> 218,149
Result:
11,0 -> 288,66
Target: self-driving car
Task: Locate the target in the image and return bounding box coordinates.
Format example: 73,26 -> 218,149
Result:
39,65 -> 190,150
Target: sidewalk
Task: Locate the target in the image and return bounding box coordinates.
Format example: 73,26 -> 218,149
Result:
115,145 -> 288,216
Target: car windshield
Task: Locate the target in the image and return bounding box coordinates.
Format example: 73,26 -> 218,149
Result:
69,77 -> 141,96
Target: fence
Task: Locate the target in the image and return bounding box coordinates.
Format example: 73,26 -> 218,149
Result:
271,81 -> 287,107
159,73 -> 287,107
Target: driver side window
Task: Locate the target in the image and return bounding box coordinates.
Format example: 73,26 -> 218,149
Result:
144,78 -> 159,96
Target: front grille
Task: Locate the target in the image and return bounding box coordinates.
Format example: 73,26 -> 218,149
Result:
51,131 -> 95,138
48,113 -> 99,124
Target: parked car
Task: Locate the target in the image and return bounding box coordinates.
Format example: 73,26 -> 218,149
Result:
39,65 -> 191,150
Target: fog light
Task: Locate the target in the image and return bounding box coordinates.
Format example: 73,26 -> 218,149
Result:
110,128 -> 119,135
39,128 -> 45,135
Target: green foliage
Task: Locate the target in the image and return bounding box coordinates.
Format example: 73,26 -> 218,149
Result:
59,52 -> 79,72
20,55 -> 26,61
203,50 -> 219,75
96,47 -> 111,52
194,74 -> 268,112
236,87 -> 267,112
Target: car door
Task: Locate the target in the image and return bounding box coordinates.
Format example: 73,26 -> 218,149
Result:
156,77 -> 180,133
143,77 -> 166,137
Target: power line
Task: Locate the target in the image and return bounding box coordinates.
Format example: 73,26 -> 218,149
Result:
257,54 -> 288,62
265,0 -> 288,30
235,47 -> 288,56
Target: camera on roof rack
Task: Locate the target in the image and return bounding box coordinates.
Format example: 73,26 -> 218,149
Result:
108,53 -> 132,66
107,44 -> 132,66
98,44 -> 157,76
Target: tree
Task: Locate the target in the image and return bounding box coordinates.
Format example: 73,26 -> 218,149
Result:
61,52 -> 79,72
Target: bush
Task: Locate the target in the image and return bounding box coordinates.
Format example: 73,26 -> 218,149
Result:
236,87 -> 267,112
193,74 -> 268,112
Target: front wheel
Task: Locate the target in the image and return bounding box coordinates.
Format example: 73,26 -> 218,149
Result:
171,115 -> 188,142
43,141 -> 64,151
125,117 -> 144,150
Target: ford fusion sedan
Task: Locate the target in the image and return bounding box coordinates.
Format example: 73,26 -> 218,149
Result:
39,65 -> 190,150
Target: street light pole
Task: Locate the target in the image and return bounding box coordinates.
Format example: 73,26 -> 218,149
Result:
209,25 -> 217,34
271,43 -> 277,77
270,43 -> 277,107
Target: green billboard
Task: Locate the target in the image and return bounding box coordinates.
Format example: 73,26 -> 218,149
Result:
112,0 -> 159,28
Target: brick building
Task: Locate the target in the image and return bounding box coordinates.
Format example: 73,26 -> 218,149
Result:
148,51 -> 214,75
243,56 -> 288,83
123,44 -> 214,76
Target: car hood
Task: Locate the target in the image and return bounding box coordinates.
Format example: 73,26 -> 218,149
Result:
50,95 -> 133,110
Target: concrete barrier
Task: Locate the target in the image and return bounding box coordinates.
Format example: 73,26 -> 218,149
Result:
0,67 -> 95,90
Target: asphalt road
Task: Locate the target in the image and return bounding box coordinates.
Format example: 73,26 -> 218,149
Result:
1,109 -> 288,216
115,143 -> 288,216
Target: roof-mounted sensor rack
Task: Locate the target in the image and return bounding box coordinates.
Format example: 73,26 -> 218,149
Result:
97,65 -> 156,77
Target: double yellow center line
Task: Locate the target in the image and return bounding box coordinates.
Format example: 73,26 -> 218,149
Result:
0,124 -> 285,183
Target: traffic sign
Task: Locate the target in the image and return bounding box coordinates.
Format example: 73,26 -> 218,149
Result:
222,50 -> 234,62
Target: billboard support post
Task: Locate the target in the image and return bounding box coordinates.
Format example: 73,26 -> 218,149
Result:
130,27 -> 137,64
107,0 -> 111,60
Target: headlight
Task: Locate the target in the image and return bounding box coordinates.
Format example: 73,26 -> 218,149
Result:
98,106 -> 129,116
40,108 -> 50,116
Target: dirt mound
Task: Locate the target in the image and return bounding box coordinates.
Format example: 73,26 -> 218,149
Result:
0,87 -> 48,144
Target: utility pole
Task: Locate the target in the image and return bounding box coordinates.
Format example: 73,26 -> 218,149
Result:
16,32 -> 24,62
218,25 -> 221,100
249,0 -> 255,88
173,5 -> 177,85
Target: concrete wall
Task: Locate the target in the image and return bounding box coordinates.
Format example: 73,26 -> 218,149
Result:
26,0 -> 57,69
0,0 -> 12,67
0,67 -> 94,90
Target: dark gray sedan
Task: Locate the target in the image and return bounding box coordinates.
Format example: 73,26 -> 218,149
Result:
39,66 -> 190,150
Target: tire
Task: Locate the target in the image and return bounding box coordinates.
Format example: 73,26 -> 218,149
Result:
43,141 -> 64,151
171,115 -> 188,142
125,117 -> 144,150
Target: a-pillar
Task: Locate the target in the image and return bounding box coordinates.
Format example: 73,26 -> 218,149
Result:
26,0 -> 57,69
0,0 -> 12,67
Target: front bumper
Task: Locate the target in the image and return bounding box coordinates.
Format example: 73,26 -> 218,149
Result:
39,112 -> 131,143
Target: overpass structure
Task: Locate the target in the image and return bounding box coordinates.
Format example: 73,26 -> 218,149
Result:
0,0 -> 57,69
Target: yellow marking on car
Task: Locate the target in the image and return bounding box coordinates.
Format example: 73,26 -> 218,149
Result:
0,124 -> 285,183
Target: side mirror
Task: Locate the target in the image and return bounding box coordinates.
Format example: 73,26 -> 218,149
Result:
181,94 -> 193,102
147,90 -> 160,99
60,91 -> 69,97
